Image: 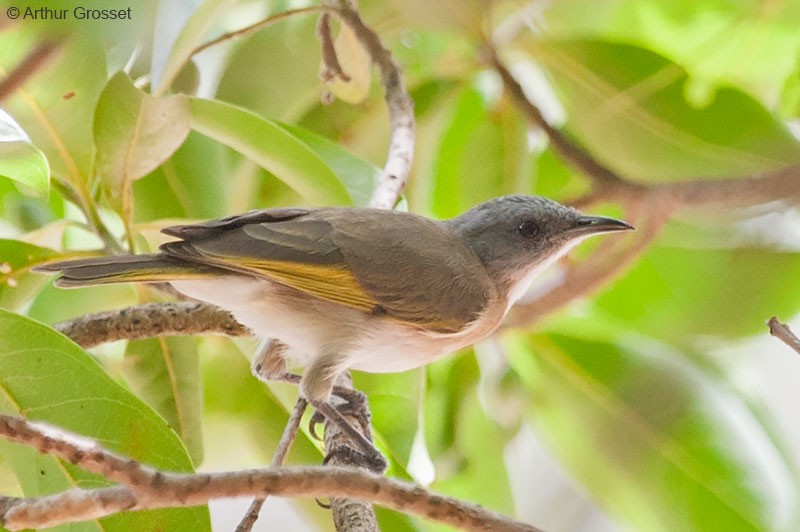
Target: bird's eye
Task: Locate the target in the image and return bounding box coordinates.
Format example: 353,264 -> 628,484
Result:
517,220 -> 540,239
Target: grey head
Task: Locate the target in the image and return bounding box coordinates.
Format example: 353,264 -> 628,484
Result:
445,195 -> 633,298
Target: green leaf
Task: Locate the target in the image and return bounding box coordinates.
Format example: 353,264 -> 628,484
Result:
780,69 -> 800,118
430,87 -> 490,218
0,239 -> 58,311
134,131 -> 227,221
215,14 -> 321,122
124,337 -> 204,464
0,310 -> 210,531
93,72 -> 191,225
506,328 -> 800,532
594,245 -> 800,340
422,352 -> 516,518
171,59 -> 202,96
0,31 -> 107,189
530,146 -> 590,200
0,110 -> 50,195
0,180 -> 61,232
189,98 -> 352,205
278,124 -> 381,207
530,38 -> 800,180
374,507 -> 421,532
539,0 -> 800,105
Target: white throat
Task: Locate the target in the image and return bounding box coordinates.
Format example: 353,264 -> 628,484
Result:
505,238 -> 587,312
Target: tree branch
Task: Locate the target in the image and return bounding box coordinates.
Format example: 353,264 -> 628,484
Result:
329,0 -> 416,209
0,414 -> 154,487
324,374 -> 379,532
54,301 -> 249,349
488,45 -> 800,212
767,317 -> 800,356
649,165 -> 800,207
0,414 -> 538,532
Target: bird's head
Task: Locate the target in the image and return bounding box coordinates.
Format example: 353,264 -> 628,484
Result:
446,195 -> 633,303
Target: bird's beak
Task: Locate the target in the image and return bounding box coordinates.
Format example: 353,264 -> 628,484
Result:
567,215 -> 635,237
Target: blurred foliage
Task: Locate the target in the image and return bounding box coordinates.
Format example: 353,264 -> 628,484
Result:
0,0 -> 798,531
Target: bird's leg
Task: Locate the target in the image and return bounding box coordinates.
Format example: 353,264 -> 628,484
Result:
304,355 -> 387,473
251,342 -> 385,471
251,341 -> 366,414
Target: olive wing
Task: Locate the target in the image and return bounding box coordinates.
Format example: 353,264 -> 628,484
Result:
328,210 -> 493,333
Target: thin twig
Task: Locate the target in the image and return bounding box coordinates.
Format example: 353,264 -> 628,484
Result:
329,0 -> 415,209
486,46 -> 631,192
0,414 -> 539,532
317,13 -> 351,83
767,317 -> 800,356
55,301 -> 250,348
190,6 -> 326,58
236,398 -> 308,532
0,40 -> 60,103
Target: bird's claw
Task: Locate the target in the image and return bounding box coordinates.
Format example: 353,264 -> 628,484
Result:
308,410 -> 326,441
308,387 -> 372,440
323,445 -> 387,473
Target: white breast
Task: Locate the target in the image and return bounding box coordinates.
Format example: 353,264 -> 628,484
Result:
171,276 -> 500,373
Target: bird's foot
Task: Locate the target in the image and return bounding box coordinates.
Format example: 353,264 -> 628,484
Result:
323,445 -> 386,473
251,340 -> 293,383
308,387 -> 372,440
310,400 -> 387,473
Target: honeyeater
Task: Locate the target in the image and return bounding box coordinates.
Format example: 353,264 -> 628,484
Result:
36,195 -> 633,469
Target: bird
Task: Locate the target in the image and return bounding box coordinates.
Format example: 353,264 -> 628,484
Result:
35,195 -> 633,470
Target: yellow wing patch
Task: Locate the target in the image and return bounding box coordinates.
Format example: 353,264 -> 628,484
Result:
237,259 -> 477,333
236,259 -> 378,312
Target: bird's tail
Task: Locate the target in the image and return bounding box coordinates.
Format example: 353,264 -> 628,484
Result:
33,254 -> 216,288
